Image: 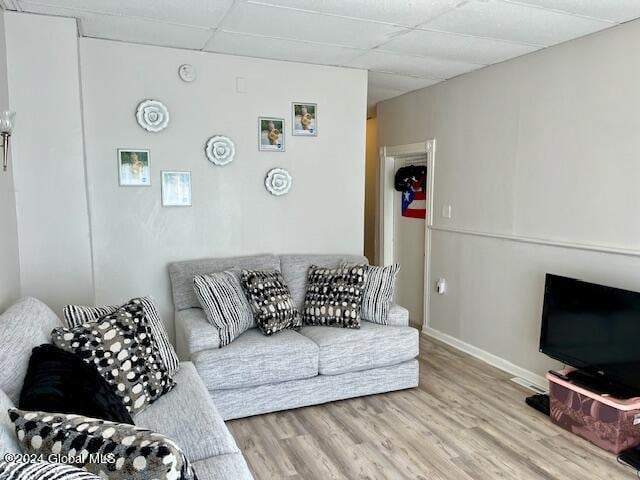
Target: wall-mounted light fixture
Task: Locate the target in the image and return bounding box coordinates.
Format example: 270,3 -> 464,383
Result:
0,111 -> 16,172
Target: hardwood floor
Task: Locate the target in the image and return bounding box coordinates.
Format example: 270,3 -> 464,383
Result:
227,335 -> 632,479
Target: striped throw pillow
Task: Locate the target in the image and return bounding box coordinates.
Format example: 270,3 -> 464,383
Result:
343,263 -> 400,324
63,297 -> 179,377
0,461 -> 102,479
193,271 -> 254,346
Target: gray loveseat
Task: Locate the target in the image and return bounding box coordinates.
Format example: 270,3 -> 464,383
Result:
169,254 -> 420,420
0,297 -> 253,480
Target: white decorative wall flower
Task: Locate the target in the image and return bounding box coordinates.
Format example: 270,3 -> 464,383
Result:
205,136 -> 235,166
135,100 -> 170,133
265,168 -> 292,196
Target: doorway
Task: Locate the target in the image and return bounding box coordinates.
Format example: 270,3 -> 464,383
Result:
378,141 -> 435,330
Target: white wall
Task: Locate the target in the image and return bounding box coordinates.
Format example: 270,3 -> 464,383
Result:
4,13 -> 94,316
0,10 -> 21,312
377,19 -> 640,380
79,39 -> 367,337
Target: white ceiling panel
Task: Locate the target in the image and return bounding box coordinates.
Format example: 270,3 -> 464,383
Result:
221,1 -> 409,49
511,0 -> 640,23
351,49 -> 483,79
205,30 -> 366,66
382,28 -> 539,64
424,0 -> 612,46
19,2 -> 213,49
247,0 -> 460,27
15,0 -> 233,28
368,71 -> 440,92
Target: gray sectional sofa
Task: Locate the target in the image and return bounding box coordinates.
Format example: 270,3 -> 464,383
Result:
169,253 -> 420,420
0,297 -> 253,480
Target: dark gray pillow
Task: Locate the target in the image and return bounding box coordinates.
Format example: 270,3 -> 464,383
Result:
241,270 -> 301,335
9,409 -> 198,480
303,265 -> 367,328
52,299 -> 175,415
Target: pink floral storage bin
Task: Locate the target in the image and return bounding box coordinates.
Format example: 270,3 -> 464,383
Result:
547,370 -> 640,454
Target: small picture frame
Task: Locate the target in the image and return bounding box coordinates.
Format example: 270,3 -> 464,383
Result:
292,103 -> 317,136
118,149 -> 150,186
161,170 -> 192,207
259,117 -> 285,152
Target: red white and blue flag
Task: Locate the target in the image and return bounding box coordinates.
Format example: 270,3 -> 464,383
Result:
402,184 -> 427,219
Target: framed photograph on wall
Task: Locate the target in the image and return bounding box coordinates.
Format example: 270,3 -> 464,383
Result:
292,102 -> 317,136
161,170 -> 192,207
118,149 -> 150,186
259,116 -> 285,152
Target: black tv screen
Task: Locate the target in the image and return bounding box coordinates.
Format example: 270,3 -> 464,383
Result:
540,274 -> 640,394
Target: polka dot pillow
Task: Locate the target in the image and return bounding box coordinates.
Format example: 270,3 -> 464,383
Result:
8,409 -> 198,480
51,299 -> 175,416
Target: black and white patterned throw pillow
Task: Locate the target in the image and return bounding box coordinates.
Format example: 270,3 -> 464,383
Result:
303,265 -> 367,328
194,271 -> 254,346
9,409 -> 198,480
63,297 -> 179,377
241,270 -> 301,336
342,263 -> 400,324
52,299 -> 175,415
0,460 -> 103,479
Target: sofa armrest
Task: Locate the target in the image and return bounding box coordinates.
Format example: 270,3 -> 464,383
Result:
175,308 -> 220,360
386,304 -> 410,327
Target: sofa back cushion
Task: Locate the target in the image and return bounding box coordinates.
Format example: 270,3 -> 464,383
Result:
280,254 -> 368,310
168,254 -> 280,311
0,389 -> 20,453
0,297 -> 61,403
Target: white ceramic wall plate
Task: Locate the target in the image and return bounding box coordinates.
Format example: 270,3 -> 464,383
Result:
135,99 -> 170,133
265,168 -> 292,196
205,135 -> 235,166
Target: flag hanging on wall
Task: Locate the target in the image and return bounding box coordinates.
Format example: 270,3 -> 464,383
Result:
401,187 -> 426,219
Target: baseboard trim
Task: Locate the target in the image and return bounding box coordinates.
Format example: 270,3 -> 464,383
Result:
422,326 -> 548,391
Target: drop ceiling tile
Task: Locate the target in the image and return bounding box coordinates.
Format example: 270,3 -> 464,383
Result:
511,0 -> 640,23
221,1 -> 409,49
19,2 -> 213,49
248,0 -> 460,27
369,71 -> 439,92
382,28 -> 539,64
15,0 -> 233,28
423,0 -> 612,46
351,49 -> 482,79
205,30 -> 366,66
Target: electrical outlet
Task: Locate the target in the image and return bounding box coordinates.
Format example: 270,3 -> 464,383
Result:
236,77 -> 247,94
441,205 -> 452,219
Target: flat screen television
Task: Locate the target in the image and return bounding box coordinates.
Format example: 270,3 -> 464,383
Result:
540,273 -> 640,396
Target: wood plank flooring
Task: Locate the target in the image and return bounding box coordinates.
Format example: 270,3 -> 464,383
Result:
227,335 -> 633,479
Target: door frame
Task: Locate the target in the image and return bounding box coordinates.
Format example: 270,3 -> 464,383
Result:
378,140 -> 436,330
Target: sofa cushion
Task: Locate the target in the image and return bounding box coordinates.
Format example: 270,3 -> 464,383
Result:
135,362 -> 240,462
194,271 -> 254,346
64,297 -> 180,377
241,269 -> 301,335
9,409 -> 197,480
192,329 -> 319,390
0,297 -> 61,403
0,390 -> 20,453
302,265 -> 366,329
280,254 -> 368,310
192,453 -> 253,480
169,254 -> 280,311
299,320 -> 418,376
52,299 -> 176,415
19,344 -> 133,424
